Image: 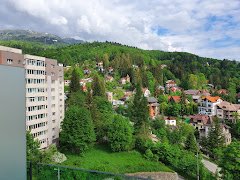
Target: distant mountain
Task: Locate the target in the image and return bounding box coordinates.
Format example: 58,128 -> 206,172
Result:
0,29 -> 84,45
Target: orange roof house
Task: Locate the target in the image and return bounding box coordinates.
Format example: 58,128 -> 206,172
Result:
202,96 -> 221,103
168,96 -> 181,103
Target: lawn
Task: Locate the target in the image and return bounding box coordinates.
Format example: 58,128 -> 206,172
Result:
61,145 -> 173,174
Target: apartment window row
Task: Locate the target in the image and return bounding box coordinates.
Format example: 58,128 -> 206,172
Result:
27,96 -> 46,102
27,105 -> 47,112
28,122 -> 48,130
27,88 -> 45,93
26,69 -> 46,75
32,130 -> 47,138
27,59 -> 45,67
26,78 -> 45,84
26,113 -> 47,121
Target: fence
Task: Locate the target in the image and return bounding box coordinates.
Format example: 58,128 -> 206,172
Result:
27,162 -> 151,180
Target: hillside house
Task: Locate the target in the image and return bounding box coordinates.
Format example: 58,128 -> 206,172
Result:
96,61 -> 104,72
165,80 -> 177,89
147,97 -> 159,119
198,96 -> 222,116
221,124 -> 232,145
184,90 -> 202,103
119,74 -> 130,85
64,80 -> 71,86
142,88 -> 151,97
108,66 -> 114,74
217,89 -> 228,96
164,116 -> 177,126
106,92 -> 113,103
217,101 -> 240,123
83,68 -> 91,75
105,75 -> 114,82
190,114 -> 212,138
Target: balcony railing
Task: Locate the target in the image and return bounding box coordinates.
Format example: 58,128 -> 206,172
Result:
27,162 -> 149,180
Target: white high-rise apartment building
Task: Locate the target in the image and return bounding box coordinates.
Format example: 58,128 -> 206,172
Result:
0,46 -> 64,149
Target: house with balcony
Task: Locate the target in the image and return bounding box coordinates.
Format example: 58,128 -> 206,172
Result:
198,96 -> 222,116
216,101 -> 240,123
190,114 -> 212,138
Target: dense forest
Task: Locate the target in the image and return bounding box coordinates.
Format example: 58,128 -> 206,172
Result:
0,40 -> 239,92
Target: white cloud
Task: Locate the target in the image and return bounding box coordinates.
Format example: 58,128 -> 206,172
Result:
1,0 -> 240,60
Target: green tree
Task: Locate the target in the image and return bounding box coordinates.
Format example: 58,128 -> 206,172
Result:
102,53 -> 110,69
219,141 -> 240,180
26,131 -> 41,163
69,68 -> 80,93
207,117 -> 224,155
108,115 -> 134,152
131,84 -> 150,136
185,131 -> 198,153
92,74 -> 106,97
60,106 -> 96,154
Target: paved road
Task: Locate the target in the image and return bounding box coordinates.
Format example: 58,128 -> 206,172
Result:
202,158 -> 220,174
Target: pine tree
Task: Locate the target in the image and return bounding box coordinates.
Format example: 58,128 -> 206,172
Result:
207,117 -> 224,152
69,67 -> 80,93
131,84 -> 150,136
185,131 -> 198,153
92,74 -> 106,97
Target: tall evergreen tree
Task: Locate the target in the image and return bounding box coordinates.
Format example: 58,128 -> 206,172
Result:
131,84 -> 150,136
69,67 -> 80,93
185,131 -> 198,153
92,74 -> 106,97
207,117 -> 224,152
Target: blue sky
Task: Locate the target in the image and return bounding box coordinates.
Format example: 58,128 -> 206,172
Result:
0,0 -> 240,60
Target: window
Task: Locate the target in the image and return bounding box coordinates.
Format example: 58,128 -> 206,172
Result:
7,59 -> 13,64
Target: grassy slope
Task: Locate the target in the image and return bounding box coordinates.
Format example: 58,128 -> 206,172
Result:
61,145 -> 173,174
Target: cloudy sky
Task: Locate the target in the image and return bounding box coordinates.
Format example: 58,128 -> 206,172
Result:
1,0 -> 240,60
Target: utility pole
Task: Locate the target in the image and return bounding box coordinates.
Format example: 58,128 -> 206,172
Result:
197,150 -> 199,180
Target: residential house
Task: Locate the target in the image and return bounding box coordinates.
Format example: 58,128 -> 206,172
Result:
106,92 -> 113,103
190,114 -> 231,145
120,91 -> 133,102
112,100 -> 125,107
165,80 -> 177,89
168,96 -> 181,103
160,64 -> 167,69
119,74 -> 130,85
83,68 -> 91,75
198,96 -> 222,116
184,89 -> 201,103
96,61 -> 104,72
190,114 -> 212,138
108,66 -> 114,74
170,86 -> 181,93
147,97 -> 159,119
142,87 -> 151,97
216,101 -> 240,123
105,75 -> 114,82
221,124 -> 232,145
164,116 -> 177,126
217,89 -> 228,96
64,80 -> 71,86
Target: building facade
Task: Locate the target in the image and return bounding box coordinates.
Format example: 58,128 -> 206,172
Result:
216,101 -> 240,123
0,46 -> 64,149
198,96 -> 222,116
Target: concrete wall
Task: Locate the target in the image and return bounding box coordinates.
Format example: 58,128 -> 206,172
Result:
0,65 -> 26,179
